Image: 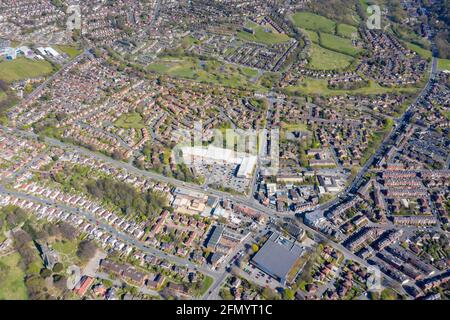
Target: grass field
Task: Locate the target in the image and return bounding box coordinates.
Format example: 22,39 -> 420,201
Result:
55,45 -> 83,59
240,66 -> 259,78
0,90 -> 6,102
403,42 -> 432,59
305,30 -> 320,43
52,239 -> 80,265
181,35 -> 200,48
438,58 -> 450,71
319,33 -> 363,57
280,122 -> 309,131
0,253 -> 28,300
115,112 -> 145,129
292,12 -> 336,33
147,56 -> 264,90
194,275 -> 214,297
400,42 -> 450,70
285,78 -> 420,96
337,23 -> 359,39
307,43 -> 354,70
0,57 -> 53,83
237,22 -> 291,45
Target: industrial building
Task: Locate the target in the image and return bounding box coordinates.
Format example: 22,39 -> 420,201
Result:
251,232 -> 304,285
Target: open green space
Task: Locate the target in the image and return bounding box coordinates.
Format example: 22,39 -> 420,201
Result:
0,90 -> 6,102
181,35 -> 201,48
337,23 -> 359,39
0,57 -> 53,83
240,66 -> 259,78
307,43 -> 354,70
55,45 -> 83,59
403,42 -> 432,59
147,56 -> 264,90
0,253 -> 28,300
438,58 -> 450,71
194,275 -> 214,297
52,239 -> 80,265
114,112 -> 145,129
291,12 -> 336,33
319,33 -> 363,57
237,21 -> 291,45
281,122 -> 309,132
285,77 -> 420,96
305,30 -> 319,43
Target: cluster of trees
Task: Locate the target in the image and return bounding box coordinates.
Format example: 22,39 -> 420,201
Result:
328,79 -> 369,90
172,164 -> 201,184
22,219 -> 77,243
12,229 -> 36,273
0,205 -> 28,230
422,0 -> 450,59
85,177 -> 167,219
435,32 -> 450,59
1,205 -> 80,299
0,261 -> 10,284
0,80 -> 19,124
76,240 -> 97,262
307,0 -> 360,26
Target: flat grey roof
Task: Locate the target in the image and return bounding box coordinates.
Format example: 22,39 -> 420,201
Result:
205,225 -> 224,248
251,232 -> 303,282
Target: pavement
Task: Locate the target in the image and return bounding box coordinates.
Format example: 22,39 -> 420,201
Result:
0,42 -> 439,299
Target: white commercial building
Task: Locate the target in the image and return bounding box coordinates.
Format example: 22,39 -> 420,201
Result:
181,145 -> 257,179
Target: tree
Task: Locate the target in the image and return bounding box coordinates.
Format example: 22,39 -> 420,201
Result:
25,275 -> 47,300
53,275 -> 68,292
76,240 -> 97,262
282,288 -> 295,300
40,268 -> 52,279
3,206 -> 28,229
251,244 -> 259,253
52,262 -> 64,273
58,222 -> 77,240
0,261 -> 10,283
262,286 -> 277,300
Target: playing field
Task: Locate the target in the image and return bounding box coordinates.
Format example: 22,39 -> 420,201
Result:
240,66 -> 259,78
305,30 -> 319,43
291,12 -> 336,33
307,43 -> 354,70
147,56 -> 264,90
55,45 -> 83,59
337,23 -> 359,39
437,58 -> 450,71
319,33 -> 363,57
115,112 -> 145,129
0,90 -> 6,102
403,42 -> 432,59
285,78 -> 420,96
0,57 -> 53,83
0,252 -> 28,300
237,22 -> 291,45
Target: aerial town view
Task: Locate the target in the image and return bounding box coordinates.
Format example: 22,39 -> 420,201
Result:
0,0 -> 448,309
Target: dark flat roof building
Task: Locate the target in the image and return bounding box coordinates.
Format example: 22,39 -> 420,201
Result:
205,225 -> 224,249
251,232 -> 304,285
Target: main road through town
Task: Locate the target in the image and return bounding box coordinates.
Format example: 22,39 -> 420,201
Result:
0,49 -> 438,299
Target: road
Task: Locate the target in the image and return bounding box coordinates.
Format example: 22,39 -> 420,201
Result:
0,43 -> 439,299
0,123 -> 410,294
203,233 -> 253,300
0,185 -> 221,283
21,50 -> 90,105
346,55 -> 438,196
